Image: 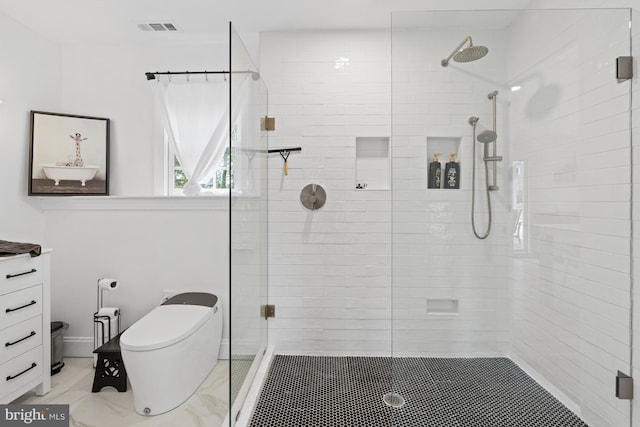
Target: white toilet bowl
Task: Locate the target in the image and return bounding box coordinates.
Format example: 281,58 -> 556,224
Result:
120,292 -> 222,416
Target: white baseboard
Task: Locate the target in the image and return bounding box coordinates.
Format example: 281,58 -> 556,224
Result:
63,336 -> 231,360
63,337 -> 94,357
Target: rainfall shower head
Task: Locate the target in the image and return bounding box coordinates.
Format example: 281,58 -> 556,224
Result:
454,45 -> 489,63
441,36 -> 489,67
477,130 -> 497,144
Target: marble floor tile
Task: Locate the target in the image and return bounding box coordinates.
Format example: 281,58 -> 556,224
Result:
12,358 -> 230,427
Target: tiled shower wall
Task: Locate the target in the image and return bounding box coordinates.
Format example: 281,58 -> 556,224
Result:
506,10 -> 632,427
261,31 -> 393,355
261,27 -> 510,356
390,22 -> 510,356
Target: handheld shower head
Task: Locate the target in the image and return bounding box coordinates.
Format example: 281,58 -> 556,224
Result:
468,116 -> 479,126
441,36 -> 489,67
477,130 -> 497,144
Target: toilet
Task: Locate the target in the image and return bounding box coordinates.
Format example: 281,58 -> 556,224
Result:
120,292 -> 222,416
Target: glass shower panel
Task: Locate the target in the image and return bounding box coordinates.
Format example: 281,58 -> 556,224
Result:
391,9 -> 631,427
507,9 -> 632,427
229,22 -> 269,425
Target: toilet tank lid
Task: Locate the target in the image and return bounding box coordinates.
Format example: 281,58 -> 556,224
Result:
120,305 -> 213,352
162,292 -> 218,307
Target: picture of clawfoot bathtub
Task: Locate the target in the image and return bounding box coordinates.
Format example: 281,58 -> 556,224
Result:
41,164 -> 99,186
29,110 -> 110,196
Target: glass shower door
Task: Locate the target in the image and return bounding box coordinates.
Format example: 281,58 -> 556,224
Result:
229,22 -> 269,425
391,8 -> 632,427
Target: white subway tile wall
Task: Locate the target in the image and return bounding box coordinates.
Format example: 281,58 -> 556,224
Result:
262,31 -> 393,356
391,20 -> 510,358
262,26 -> 511,356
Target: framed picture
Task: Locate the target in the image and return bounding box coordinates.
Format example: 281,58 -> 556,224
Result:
29,111 -> 110,196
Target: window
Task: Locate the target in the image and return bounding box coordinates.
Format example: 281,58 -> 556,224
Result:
166,124 -> 238,196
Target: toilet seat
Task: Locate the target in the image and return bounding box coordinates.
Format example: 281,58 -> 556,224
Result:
121,305 -> 212,352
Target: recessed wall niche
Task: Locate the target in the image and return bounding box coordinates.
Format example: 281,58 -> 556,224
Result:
426,136 -> 462,189
355,137 -> 390,190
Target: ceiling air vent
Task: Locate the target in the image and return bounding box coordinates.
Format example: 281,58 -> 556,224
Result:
137,22 -> 179,32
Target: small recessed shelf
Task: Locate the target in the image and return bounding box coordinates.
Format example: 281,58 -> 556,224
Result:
427,299 -> 459,315
356,137 -> 390,190
427,137 -> 462,189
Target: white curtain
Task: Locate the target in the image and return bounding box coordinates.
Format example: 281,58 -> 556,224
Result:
150,74 -> 249,196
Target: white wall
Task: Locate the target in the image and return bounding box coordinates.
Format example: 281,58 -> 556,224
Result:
42,198 -> 229,357
40,40 -> 232,356
0,12 -> 61,242
58,41 -> 227,196
0,17 -> 257,360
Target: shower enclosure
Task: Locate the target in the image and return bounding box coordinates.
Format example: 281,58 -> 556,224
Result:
391,8 -> 632,426
239,7 -> 633,427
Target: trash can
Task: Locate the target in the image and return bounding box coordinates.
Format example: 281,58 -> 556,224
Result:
51,321 -> 69,375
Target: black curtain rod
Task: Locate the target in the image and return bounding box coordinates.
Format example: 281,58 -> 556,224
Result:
145,70 -> 260,80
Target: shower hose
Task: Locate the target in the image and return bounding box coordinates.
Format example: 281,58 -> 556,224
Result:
471,124 -> 492,240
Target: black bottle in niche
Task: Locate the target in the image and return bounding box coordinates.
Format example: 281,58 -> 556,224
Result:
444,152 -> 460,189
428,152 -> 442,189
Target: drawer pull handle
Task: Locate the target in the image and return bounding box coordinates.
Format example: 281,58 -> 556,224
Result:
6,362 -> 37,381
5,300 -> 37,313
6,268 -> 37,279
5,331 -> 36,347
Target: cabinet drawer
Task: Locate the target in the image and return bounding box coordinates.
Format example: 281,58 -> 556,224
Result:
0,316 -> 42,364
0,256 -> 43,295
0,346 -> 43,400
0,285 -> 42,330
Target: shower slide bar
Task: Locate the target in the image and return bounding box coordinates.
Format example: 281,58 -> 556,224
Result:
145,70 -> 260,80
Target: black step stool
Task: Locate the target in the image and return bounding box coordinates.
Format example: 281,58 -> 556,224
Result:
92,331 -> 127,392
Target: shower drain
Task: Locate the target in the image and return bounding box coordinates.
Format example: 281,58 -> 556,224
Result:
382,392 -> 405,408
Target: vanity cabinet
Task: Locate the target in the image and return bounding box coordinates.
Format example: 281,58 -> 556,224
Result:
0,251 -> 51,403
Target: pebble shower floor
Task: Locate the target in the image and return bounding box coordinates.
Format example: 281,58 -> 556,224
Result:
249,355 -> 588,427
